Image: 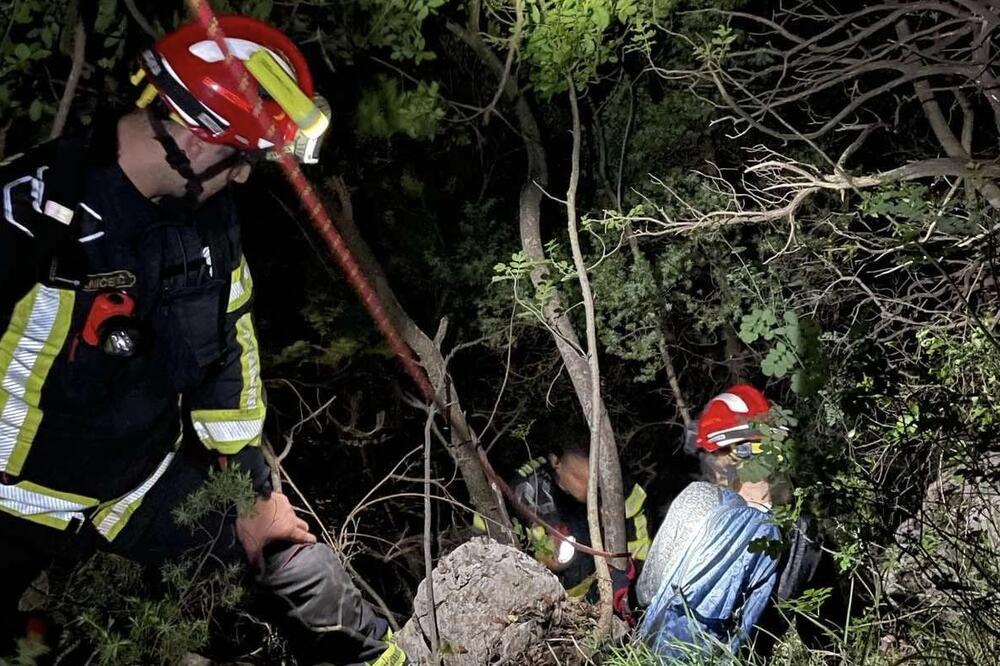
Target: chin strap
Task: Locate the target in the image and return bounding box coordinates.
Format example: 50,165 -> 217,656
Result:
147,106 -> 256,207
148,107 -> 203,206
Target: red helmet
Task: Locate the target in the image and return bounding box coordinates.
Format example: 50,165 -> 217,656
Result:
695,384 -> 772,453
137,16 -> 322,158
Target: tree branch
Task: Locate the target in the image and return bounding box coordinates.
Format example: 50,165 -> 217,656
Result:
49,19 -> 85,139
566,79 -> 614,632
447,18 -> 628,559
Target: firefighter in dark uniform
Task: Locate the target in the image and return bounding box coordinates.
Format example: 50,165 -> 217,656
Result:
507,423 -> 650,620
0,16 -> 403,666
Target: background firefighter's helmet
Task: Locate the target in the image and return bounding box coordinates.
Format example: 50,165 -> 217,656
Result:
694,384 -> 773,454
136,15 -> 326,162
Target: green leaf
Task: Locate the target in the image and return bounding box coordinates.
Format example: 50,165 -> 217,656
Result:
592,5 -> 611,30
28,99 -> 43,122
738,456 -> 770,483
14,43 -> 32,60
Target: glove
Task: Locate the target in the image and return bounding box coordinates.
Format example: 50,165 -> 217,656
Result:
611,557 -> 638,626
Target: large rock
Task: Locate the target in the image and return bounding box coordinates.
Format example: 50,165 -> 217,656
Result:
397,538 -> 597,665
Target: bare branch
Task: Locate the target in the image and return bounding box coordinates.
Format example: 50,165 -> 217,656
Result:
49,20 -> 85,139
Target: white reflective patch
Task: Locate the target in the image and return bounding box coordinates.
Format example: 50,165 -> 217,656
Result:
3,175 -> 37,237
96,452 -> 175,537
229,278 -> 245,307
79,202 -> 102,220
192,418 -> 264,444
2,288 -> 61,401
43,200 -> 73,225
236,313 -> 261,410
713,392 -> 749,413
201,246 -> 214,278
0,287 -> 64,468
78,231 -> 105,243
31,167 -> 46,214
0,482 -> 89,524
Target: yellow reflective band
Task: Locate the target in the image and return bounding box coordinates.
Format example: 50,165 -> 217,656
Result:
190,408 -> 265,454
367,631 -> 406,666
628,513 -> 650,561
472,512 -> 487,532
518,457 -> 544,477
227,255 -> 254,313
93,452 -> 175,541
567,574 -> 596,599
130,69 -> 146,86
246,50 -> 329,139
0,285 -> 75,476
236,313 -> 263,412
0,479 -> 97,530
624,483 -> 647,519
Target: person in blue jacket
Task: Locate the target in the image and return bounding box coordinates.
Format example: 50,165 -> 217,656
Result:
637,385 -> 786,661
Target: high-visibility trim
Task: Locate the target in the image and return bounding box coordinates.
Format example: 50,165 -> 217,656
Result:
190,311 -> 265,454
0,479 -> 97,530
235,312 -> 263,411
624,483 -> 647,519
628,513 -> 650,561
367,630 -> 406,666
471,512 -> 487,532
0,285 -> 75,475
517,457 -> 544,478
227,255 -> 254,313
190,410 -> 265,454
93,452 -> 175,541
566,573 -> 596,599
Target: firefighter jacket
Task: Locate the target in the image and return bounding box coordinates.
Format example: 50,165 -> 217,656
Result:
509,457 -> 651,599
0,129 -> 268,540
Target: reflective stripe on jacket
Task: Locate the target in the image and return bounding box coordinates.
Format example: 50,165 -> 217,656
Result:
508,459 -> 651,597
0,132 -> 269,537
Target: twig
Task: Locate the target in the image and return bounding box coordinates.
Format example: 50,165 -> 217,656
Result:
280,465 -> 401,630
423,403 -> 442,663
123,0 -> 159,38
49,20 -> 85,139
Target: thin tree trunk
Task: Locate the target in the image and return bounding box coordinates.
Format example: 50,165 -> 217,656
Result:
566,80 -> 614,631
423,406 -> 441,663
446,19 -> 628,565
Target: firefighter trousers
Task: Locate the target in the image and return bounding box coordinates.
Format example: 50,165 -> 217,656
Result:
0,447 -> 399,666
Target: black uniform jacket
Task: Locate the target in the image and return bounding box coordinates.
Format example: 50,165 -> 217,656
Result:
0,127 -> 267,538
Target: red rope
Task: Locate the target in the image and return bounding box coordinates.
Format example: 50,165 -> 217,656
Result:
180,0 -> 628,562
183,0 -> 434,401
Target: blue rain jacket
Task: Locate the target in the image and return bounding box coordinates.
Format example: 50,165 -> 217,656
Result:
639,488 -> 781,661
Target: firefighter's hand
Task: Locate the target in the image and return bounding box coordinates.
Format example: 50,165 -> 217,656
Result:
236,492 -> 316,568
